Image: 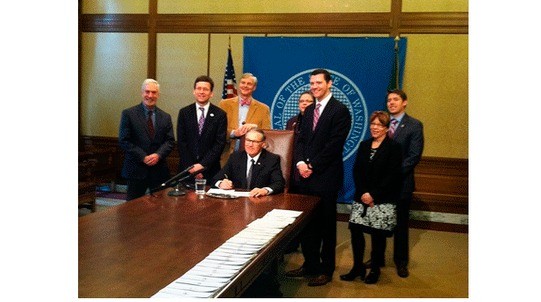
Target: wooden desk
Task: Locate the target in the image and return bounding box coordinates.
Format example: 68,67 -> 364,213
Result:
79,188 -> 320,298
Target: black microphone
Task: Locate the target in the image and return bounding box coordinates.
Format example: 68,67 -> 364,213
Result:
150,165 -> 194,193
172,167 -> 207,188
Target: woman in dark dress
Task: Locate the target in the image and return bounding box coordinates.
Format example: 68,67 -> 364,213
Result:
340,111 -> 403,284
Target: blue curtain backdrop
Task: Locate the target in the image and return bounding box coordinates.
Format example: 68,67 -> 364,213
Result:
243,37 -> 406,203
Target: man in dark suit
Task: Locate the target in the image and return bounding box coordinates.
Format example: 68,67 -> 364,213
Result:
213,128 -> 285,297
386,89 -> 424,278
285,69 -> 352,286
177,75 -> 227,181
212,128 -> 284,197
119,79 -> 175,201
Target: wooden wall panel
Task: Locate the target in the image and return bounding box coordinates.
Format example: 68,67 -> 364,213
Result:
399,12 -> 468,34
81,12 -> 467,35
82,14 -> 149,32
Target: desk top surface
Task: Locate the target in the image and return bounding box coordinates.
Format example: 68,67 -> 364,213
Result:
78,189 -> 319,298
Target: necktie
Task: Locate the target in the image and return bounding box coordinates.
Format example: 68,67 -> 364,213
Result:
388,119 -> 398,138
246,159 -> 255,189
240,98 -> 251,106
147,110 -> 155,139
312,103 -> 321,131
198,107 -> 205,135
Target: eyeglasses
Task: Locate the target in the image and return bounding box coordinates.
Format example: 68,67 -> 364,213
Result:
245,138 -> 263,144
370,123 -> 387,128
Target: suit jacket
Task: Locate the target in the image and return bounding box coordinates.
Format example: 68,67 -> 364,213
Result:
119,103 -> 175,180
392,113 -> 424,195
293,96 -> 351,195
219,96 -> 271,156
212,149 -> 285,194
176,103 -> 227,180
353,136 -> 403,205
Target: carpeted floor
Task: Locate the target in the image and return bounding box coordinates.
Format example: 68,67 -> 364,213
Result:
278,222 -> 468,298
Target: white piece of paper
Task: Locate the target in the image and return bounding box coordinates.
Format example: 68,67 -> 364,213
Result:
206,188 -> 251,197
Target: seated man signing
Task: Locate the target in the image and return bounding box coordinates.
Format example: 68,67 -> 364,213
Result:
212,129 -> 284,197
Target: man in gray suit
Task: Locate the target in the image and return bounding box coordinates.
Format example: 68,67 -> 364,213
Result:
386,89 -> 424,278
119,79 -> 175,201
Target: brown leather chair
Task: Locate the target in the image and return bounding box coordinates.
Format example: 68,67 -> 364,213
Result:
239,129 -> 295,192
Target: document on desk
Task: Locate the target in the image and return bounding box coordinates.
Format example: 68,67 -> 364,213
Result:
267,208 -> 303,218
206,188 -> 251,198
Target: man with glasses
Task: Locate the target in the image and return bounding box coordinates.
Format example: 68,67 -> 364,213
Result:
212,128 -> 284,197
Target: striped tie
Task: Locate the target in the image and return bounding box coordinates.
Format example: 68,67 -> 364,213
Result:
312,103 -> 321,131
388,118 -> 398,138
198,107 -> 205,135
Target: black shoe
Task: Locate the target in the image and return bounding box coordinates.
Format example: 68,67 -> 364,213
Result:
307,274 -> 332,286
339,267 -> 366,281
285,267 -> 315,279
397,265 -> 409,278
364,268 -> 380,284
363,259 -> 385,268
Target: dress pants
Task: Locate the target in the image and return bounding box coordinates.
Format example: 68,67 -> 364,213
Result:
393,193 -> 412,266
299,192 -> 337,276
126,170 -> 167,201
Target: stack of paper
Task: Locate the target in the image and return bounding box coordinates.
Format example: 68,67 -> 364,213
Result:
152,209 -> 303,298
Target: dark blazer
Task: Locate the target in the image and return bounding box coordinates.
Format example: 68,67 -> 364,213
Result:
212,149 -> 285,194
119,103 -> 175,180
353,136 -> 403,205
177,103 -> 227,180
293,96 -> 351,195
286,113 -> 302,134
392,113 -> 424,195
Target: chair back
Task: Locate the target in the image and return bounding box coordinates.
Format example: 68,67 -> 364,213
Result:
239,129 -> 295,191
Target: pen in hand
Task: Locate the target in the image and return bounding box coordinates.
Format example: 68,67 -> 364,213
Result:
221,174 -> 233,190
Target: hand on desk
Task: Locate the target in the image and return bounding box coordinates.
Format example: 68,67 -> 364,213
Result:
249,188 -> 270,198
219,178 -> 234,190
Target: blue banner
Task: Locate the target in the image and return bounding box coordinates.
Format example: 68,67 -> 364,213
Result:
244,37 -> 406,203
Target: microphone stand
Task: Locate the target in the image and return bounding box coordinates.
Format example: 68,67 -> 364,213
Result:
168,180 -> 187,196
149,167 -> 206,197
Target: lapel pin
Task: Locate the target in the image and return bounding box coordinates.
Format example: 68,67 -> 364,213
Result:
210,113 -> 214,117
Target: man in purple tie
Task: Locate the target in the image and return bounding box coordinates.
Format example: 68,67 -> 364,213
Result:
176,75 -> 227,182
286,69 -> 352,287
385,89 -> 424,278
